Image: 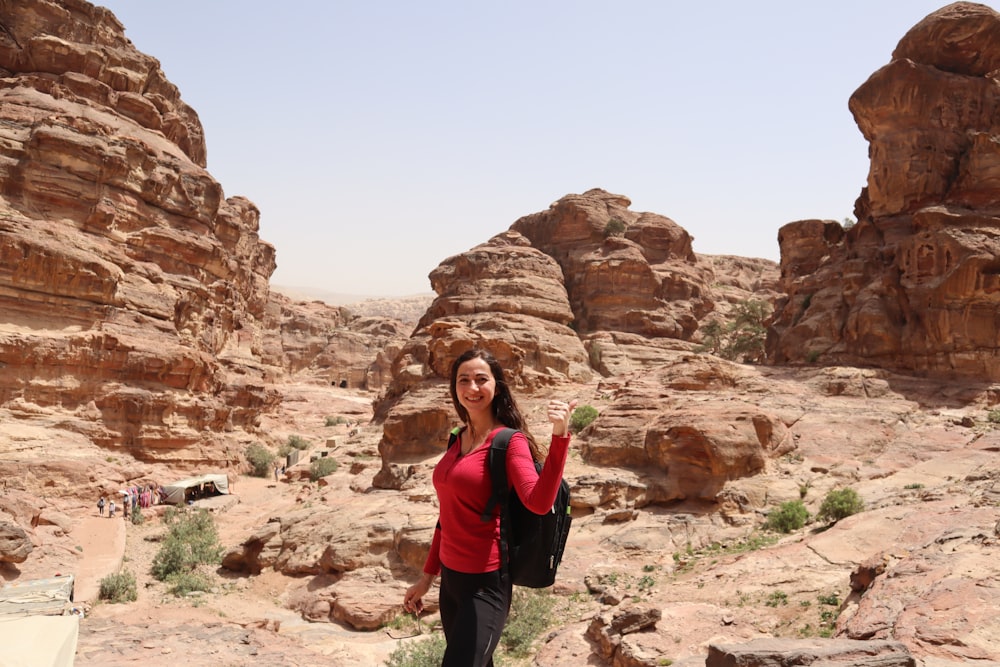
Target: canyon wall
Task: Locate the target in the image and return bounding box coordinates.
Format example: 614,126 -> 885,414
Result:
0,0 -> 284,464
769,2 -> 1000,379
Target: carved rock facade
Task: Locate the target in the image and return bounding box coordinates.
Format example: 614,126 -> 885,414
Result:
769,3 -> 1000,379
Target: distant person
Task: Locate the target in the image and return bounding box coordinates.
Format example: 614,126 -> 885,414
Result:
97,496 -> 105,517
274,464 -> 280,481
402,348 -> 576,667
108,499 -> 116,519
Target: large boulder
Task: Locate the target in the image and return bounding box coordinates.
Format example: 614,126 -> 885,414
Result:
0,521 -> 33,563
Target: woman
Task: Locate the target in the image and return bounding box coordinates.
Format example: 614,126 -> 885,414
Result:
403,348 -> 576,666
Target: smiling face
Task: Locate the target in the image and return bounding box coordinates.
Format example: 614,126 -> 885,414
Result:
454,357 -> 496,421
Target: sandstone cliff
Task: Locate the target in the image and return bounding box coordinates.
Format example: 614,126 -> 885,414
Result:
370,189 -> 779,486
0,0 -> 408,473
770,2 -> 1000,380
0,0 -> 279,464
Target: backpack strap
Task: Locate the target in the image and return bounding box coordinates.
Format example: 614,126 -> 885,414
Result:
446,426 -> 464,450
480,428 -> 516,580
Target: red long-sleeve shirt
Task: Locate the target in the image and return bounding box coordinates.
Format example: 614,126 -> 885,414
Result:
423,428 -> 570,576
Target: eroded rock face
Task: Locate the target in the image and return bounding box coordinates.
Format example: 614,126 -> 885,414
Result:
0,0 -> 280,462
373,190 -> 733,475
373,229 -> 596,470
581,354 -> 793,501
769,3 -> 1000,379
512,189 -> 715,360
260,292 -> 409,393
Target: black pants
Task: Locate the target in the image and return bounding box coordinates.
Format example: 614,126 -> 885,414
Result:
439,565 -> 512,667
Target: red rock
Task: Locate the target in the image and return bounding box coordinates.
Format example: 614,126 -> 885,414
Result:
770,3 -> 1000,380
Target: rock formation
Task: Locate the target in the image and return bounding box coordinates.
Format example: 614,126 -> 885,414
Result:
260,292 -> 410,393
0,0 -> 408,472
10,2 -> 1000,666
370,189 -> 771,485
769,2 -> 1000,379
512,189 -> 718,376
0,0 -> 277,463
579,354 -> 793,502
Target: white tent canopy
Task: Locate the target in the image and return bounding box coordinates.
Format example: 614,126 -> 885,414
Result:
159,474 -> 230,505
0,615 -> 79,667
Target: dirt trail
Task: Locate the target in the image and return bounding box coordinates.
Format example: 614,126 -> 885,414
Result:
74,468 -> 411,665
71,512 -> 126,603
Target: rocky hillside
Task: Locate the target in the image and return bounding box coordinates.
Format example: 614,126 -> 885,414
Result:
0,0 -> 406,471
0,0 -> 280,465
2,2 -> 1000,667
770,2 -> 1000,380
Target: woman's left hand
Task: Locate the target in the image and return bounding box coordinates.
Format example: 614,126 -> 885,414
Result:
548,399 -> 579,437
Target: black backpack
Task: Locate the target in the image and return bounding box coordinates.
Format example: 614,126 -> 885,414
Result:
448,427 -> 572,588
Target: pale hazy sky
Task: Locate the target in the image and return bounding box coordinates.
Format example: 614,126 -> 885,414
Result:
97,1 -> 958,296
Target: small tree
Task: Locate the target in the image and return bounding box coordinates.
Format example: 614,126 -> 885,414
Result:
310,457 -> 339,481
151,509 -> 223,582
603,218 -> 627,238
697,299 -> 771,363
245,443 -> 274,478
570,405 -> 599,432
763,500 -> 810,533
817,488 -> 864,523
98,570 -> 137,603
287,435 -> 310,450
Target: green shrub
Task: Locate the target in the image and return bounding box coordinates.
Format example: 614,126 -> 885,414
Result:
245,443 -> 274,478
385,633 -> 446,667
570,405 -> 599,432
98,570 -> 137,603
763,500 -> 810,533
588,343 -> 602,369
697,299 -> 772,364
165,570 -> 213,596
287,434 -> 310,450
987,409 -> 1000,424
603,218 -> 627,237
817,488 -> 864,523
130,504 -> 144,526
151,509 -> 223,583
500,588 -> 556,658
310,457 -> 339,480
765,590 -> 789,607
325,415 -> 346,427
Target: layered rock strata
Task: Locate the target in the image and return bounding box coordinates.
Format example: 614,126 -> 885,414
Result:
0,0 -> 277,462
372,189 -> 735,482
769,2 -> 1000,379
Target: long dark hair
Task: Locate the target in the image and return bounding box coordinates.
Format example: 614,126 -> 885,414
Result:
449,348 -> 542,461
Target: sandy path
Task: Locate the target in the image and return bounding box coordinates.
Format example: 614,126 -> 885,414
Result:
71,512 -> 126,603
